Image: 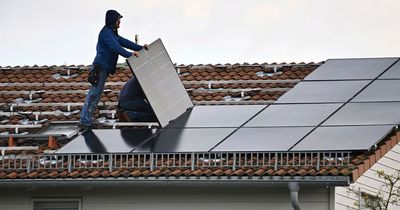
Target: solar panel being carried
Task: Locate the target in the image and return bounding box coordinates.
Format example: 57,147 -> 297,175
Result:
126,39 -> 193,127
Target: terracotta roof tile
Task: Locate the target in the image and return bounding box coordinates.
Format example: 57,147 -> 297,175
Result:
7,172 -> 18,179
201,169 -> 213,176
232,169 -> 244,176
27,171 -> 39,179
129,169 -> 141,177
328,168 -> 340,176
170,169 -> 183,177
58,170 -> 69,178
149,169 -> 162,177
100,170 -> 110,177
161,169 -> 172,177
47,171 -> 59,178
17,172 -> 28,179
87,170 -> 100,178
252,168 -> 264,176
274,168 -> 287,176
340,168 -> 351,176
141,169 -> 151,177
0,172 -> 7,179
221,169 -> 232,176
295,168 -> 309,176
69,170 -> 80,178
352,168 -> 360,181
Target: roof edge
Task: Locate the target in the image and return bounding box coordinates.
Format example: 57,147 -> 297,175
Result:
352,130 -> 400,182
0,176 -> 350,187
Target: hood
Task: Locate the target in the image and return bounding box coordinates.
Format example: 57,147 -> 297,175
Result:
105,10 -> 122,28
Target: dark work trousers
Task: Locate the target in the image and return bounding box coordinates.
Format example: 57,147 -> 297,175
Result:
119,99 -> 156,122
80,69 -> 108,126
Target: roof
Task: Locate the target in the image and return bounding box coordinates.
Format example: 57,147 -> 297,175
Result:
0,61 -> 396,183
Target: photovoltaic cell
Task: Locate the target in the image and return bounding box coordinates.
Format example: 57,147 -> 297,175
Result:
126,39 -> 193,127
133,128 -> 235,153
276,81 -> 369,103
56,129 -> 158,153
304,58 -> 398,81
379,60 -> 400,79
323,102 -> 400,126
291,125 -> 394,151
167,105 -> 266,128
244,104 -> 342,127
211,127 -> 314,152
352,80 -> 400,102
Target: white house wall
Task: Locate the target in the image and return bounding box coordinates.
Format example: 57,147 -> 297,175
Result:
0,185 -> 331,210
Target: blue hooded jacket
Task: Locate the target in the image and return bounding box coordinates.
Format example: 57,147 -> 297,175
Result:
119,76 -> 145,102
93,10 -> 143,74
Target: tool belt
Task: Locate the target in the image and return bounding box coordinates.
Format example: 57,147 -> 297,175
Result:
87,64 -> 101,86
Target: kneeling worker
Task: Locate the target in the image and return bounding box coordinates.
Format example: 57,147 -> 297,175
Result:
118,77 -> 157,122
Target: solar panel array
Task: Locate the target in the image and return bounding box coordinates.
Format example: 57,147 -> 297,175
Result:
57,49 -> 400,153
213,58 -> 400,152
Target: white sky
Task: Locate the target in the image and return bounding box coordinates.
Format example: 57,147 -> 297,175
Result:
0,0 -> 399,66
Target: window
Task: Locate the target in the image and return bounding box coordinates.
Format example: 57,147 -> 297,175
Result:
32,198 -> 81,210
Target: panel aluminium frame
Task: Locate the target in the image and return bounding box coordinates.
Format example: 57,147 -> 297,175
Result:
244,103 -> 342,127
304,58 -> 398,81
133,128 -> 236,153
291,125 -> 394,151
323,102 -> 400,126
56,128 -> 158,153
275,80 -> 369,104
126,39 -> 193,127
352,80 -> 400,102
211,127 -> 315,152
167,105 -> 266,128
379,60 -> 400,79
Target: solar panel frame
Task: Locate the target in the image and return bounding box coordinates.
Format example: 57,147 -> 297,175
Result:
56,128 -> 158,154
211,127 -> 315,152
126,39 -> 193,127
304,58 -> 398,81
352,80 -> 400,102
132,128 -> 236,153
276,80 -> 369,104
291,125 -> 394,151
243,103 -> 342,127
167,105 -> 266,128
378,60 -> 400,79
323,102 -> 400,126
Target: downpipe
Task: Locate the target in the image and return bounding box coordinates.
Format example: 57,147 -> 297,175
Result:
288,182 -> 301,210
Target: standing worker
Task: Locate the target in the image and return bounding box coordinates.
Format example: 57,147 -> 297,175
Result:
79,9 -> 148,131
